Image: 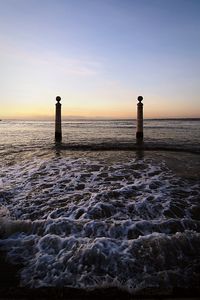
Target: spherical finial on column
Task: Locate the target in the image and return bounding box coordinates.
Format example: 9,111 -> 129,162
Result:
137,96 -> 143,102
56,96 -> 61,102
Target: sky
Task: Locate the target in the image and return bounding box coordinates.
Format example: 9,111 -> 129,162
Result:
0,0 -> 200,119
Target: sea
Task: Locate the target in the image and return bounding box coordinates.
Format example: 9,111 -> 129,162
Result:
0,119 -> 200,293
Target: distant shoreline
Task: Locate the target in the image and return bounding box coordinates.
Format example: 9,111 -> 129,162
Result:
1,118 -> 200,122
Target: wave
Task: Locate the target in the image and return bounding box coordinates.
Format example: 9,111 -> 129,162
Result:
0,155 -> 200,290
1,218 -> 199,290
54,142 -> 200,154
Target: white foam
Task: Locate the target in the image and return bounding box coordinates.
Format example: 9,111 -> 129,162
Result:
0,154 -> 200,290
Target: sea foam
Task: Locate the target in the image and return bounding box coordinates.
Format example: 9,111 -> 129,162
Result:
0,153 -> 199,291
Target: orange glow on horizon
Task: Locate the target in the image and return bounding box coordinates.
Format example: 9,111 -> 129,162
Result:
1,95 -> 200,120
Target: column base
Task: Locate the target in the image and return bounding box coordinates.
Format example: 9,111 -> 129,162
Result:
136,132 -> 143,144
55,132 -> 62,142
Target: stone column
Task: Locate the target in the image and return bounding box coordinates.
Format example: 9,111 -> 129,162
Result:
55,96 -> 62,142
136,96 -> 143,143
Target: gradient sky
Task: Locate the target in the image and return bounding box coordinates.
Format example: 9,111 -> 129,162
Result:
0,0 -> 200,119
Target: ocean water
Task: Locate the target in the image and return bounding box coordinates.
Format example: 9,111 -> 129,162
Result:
0,119 -> 200,292
0,119 -> 200,151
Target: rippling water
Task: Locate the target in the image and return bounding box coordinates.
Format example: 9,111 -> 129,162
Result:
0,119 -> 200,293
0,119 -> 200,150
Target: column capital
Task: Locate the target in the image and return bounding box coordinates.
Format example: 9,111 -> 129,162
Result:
137,96 -> 143,103
56,96 -> 61,103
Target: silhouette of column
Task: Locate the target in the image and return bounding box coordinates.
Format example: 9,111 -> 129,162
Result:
55,96 -> 62,142
136,96 -> 143,143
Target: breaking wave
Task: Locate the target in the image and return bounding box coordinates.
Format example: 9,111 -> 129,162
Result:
0,153 -> 200,291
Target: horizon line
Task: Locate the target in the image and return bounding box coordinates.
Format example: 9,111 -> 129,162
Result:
1,117 -> 200,121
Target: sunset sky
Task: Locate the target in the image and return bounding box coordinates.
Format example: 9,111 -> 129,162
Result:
0,0 -> 200,119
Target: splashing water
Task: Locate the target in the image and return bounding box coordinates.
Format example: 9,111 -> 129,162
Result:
0,150 -> 199,291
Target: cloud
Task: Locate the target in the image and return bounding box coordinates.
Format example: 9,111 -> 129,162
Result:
35,51 -> 102,76
0,38 -> 102,77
